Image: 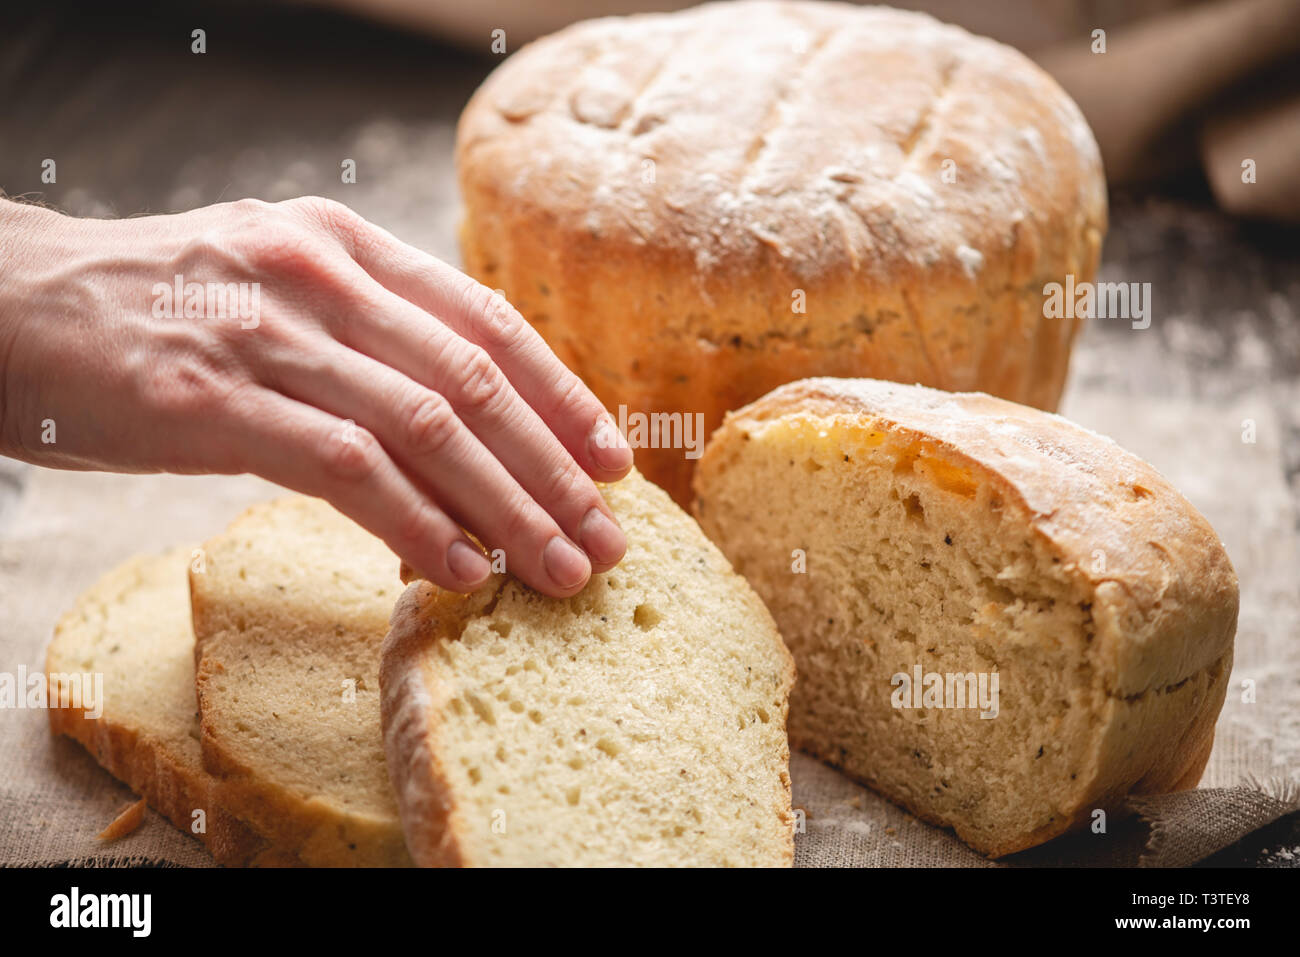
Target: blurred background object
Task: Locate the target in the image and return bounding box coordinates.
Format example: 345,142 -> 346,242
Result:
1036,0 -> 1300,221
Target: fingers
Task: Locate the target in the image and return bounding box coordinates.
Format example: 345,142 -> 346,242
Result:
258,334 -> 611,596
225,389 -> 492,595
302,203 -> 633,482
305,274 -> 627,575
264,197 -> 629,592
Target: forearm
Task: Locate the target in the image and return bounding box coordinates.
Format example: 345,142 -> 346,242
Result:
0,198 -> 65,288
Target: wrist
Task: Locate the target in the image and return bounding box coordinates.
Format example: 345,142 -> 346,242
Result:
0,199 -> 67,462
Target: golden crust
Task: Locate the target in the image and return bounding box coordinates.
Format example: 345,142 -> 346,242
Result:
48,697 -> 275,866
379,580 -> 477,868
457,0 -> 1108,504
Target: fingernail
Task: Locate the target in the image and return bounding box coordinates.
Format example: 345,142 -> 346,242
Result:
579,508 -> 626,566
543,536 -> 590,590
588,416 -> 632,472
447,540 -> 491,588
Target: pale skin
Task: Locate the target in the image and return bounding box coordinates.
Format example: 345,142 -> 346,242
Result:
0,196 -> 632,597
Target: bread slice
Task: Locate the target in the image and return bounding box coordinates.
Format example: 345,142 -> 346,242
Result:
47,549 -> 296,866
381,469 -> 796,866
693,378 -> 1238,857
190,497 -> 412,866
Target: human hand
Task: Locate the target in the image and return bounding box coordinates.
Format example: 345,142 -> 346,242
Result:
0,196 -> 632,597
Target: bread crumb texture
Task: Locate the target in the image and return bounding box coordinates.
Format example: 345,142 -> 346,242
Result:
382,469 -> 796,866
48,550 -> 294,865
693,378 -> 1238,857
191,497 -> 411,866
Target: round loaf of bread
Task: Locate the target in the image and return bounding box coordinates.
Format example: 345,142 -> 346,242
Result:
457,0 -> 1108,504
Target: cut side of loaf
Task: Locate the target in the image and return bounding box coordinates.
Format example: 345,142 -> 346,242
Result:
191,497 -> 411,867
381,469 -> 795,866
693,378 -> 1238,857
47,550 -> 296,866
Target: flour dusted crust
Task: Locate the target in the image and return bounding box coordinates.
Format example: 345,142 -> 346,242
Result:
47,551 -> 298,867
457,0 -> 1108,504
693,379 -> 1238,856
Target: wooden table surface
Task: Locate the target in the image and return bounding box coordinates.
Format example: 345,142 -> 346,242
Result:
2,0 -> 1297,866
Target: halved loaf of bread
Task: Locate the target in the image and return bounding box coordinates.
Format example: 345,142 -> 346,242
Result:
381,469 -> 796,866
47,550 -> 296,866
190,497 -> 411,866
693,378 -> 1238,857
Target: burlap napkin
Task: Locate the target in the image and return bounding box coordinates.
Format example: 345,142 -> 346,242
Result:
794,757 -> 1300,868
0,387 -> 1295,867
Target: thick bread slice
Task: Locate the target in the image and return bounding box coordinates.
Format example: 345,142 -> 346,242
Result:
47,550 -> 296,866
693,378 -> 1238,857
381,469 -> 796,866
191,497 -> 411,867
